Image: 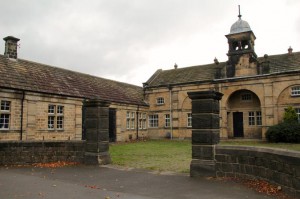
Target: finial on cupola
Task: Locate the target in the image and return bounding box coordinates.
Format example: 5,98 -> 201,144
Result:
238,5 -> 242,19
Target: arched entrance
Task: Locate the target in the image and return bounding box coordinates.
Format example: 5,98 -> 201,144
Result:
226,89 -> 262,139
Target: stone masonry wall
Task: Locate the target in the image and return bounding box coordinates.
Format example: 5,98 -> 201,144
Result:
215,145 -> 300,197
0,141 -> 85,165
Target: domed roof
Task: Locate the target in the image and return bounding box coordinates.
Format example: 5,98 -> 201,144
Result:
230,16 -> 252,34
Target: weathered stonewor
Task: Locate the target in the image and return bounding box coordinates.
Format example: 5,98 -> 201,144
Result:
84,99 -> 111,165
188,91 -> 223,177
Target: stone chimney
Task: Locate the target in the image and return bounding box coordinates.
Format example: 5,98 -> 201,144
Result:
288,46 -> 293,55
3,36 -> 20,59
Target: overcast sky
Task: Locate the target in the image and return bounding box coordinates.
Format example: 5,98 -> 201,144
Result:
1,0 -> 299,86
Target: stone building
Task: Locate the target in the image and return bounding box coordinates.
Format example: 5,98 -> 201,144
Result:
1,13 -> 300,141
143,14 -> 300,140
0,36 -> 148,141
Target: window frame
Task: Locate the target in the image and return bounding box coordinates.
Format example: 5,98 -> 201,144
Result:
149,114 -> 159,128
48,104 -> 64,131
187,113 -> 192,127
126,111 -> 135,130
256,111 -> 262,126
296,108 -> 300,123
165,114 -> 170,127
248,111 -> 255,126
291,86 -> 300,96
126,111 -> 130,129
0,100 -> 11,130
156,97 -> 165,105
241,93 -> 252,101
248,111 -> 262,126
138,113 -> 147,130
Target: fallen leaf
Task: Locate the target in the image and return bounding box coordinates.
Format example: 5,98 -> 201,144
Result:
32,161 -> 80,168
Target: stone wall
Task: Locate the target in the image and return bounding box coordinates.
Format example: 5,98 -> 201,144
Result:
0,89 -> 83,141
215,145 -> 300,197
0,141 -> 85,165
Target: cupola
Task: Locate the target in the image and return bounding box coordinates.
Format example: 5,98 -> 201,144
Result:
225,6 -> 258,78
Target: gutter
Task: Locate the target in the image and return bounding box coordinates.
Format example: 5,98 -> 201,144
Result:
20,91 -> 25,140
136,105 -> 139,139
168,85 -> 173,140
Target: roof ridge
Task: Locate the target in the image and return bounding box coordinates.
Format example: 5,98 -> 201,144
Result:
0,54 -> 142,89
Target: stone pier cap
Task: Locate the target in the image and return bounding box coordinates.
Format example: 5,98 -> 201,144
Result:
187,90 -> 223,100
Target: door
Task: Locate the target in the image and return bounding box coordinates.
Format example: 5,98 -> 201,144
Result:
109,108 -> 117,142
233,112 -> 244,137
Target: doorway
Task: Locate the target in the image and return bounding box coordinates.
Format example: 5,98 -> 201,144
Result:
233,112 -> 244,137
109,108 -> 116,142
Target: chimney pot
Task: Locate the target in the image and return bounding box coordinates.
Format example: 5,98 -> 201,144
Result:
214,57 -> 219,65
288,46 -> 293,55
174,63 -> 178,69
3,36 -> 20,59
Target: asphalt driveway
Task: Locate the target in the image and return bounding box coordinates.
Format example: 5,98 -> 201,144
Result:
0,165 -> 275,199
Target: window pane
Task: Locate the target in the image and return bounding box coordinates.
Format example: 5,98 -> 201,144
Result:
296,108 -> 300,123
187,113 -> 192,127
156,97 -> 164,105
248,112 -> 255,125
0,114 -> 10,129
57,106 -> 64,114
165,114 -> 170,127
256,111 -> 262,125
241,93 -> 252,101
149,115 -> 158,128
139,119 -> 142,129
142,120 -> 147,129
291,86 -> 300,96
57,116 -> 64,129
1,101 -> 10,111
48,105 -> 55,114
126,119 -> 130,129
48,116 -> 55,129
131,119 -> 135,129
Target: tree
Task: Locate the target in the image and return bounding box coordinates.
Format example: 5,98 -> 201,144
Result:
283,106 -> 298,124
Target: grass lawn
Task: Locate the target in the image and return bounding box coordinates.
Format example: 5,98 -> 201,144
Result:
110,140 -> 300,173
110,140 -> 191,173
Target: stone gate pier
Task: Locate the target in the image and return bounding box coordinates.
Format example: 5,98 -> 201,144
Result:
188,90 -> 223,177
84,99 -> 111,165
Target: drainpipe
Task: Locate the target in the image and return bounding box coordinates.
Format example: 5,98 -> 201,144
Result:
136,105 -> 139,140
168,85 -> 173,140
20,91 -> 25,140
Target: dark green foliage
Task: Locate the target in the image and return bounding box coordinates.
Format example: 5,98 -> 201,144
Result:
266,106 -> 300,143
266,122 -> 300,143
283,106 -> 298,124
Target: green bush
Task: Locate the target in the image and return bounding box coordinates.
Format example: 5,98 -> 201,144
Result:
266,122 -> 300,143
283,106 -> 298,124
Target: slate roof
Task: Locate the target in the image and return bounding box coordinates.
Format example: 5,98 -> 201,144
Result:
0,55 -> 147,106
145,51 -> 300,87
